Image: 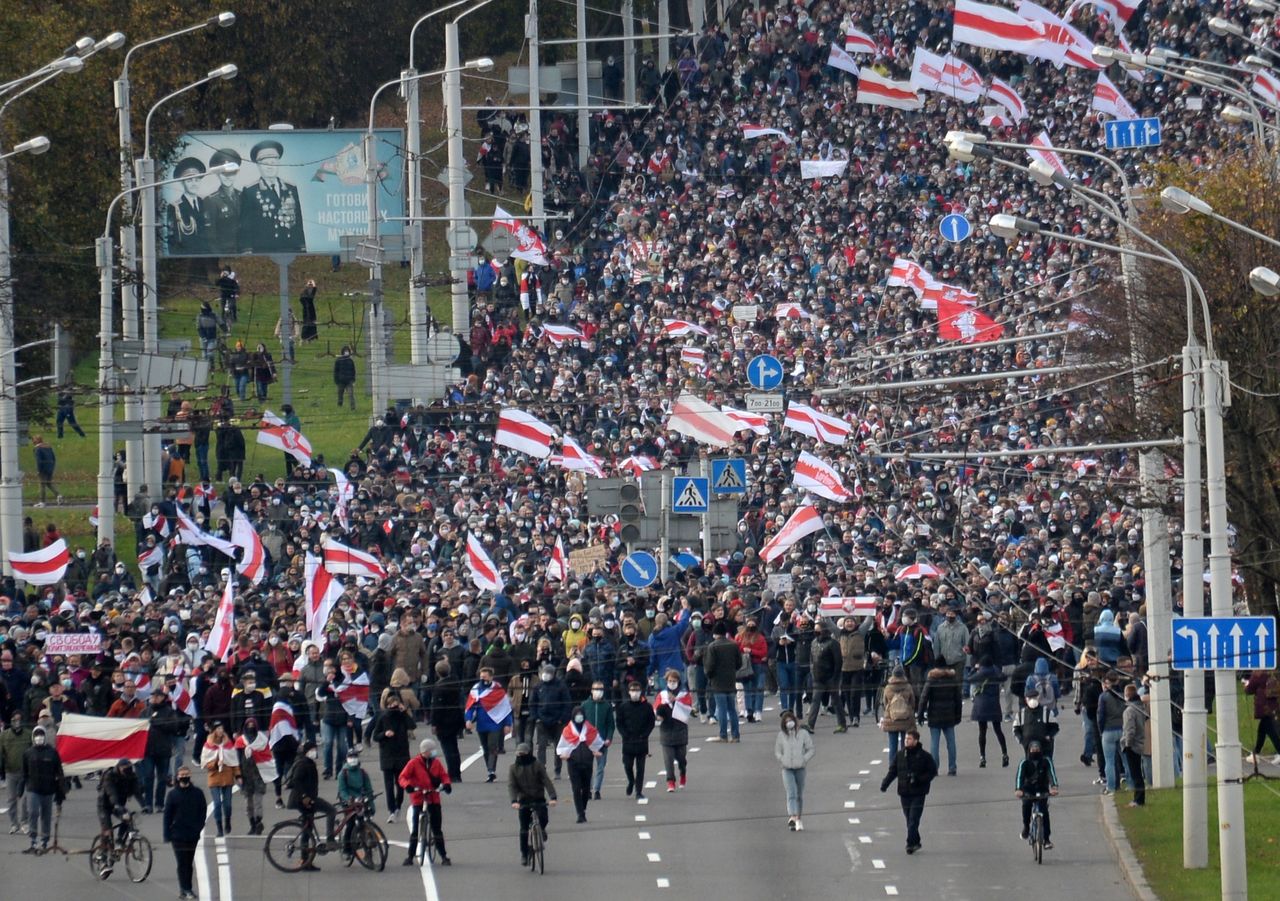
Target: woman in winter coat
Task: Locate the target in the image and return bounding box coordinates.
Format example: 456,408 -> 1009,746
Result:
372,695 -> 415,822
880,664 -> 917,757
380,667 -> 420,715
970,656 -> 1010,768
774,709 -> 816,831
202,722 -> 238,837
654,668 -> 690,793
918,666 -> 963,776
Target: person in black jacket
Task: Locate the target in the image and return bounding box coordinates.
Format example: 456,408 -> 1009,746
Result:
918,665 -> 963,776
372,696 -> 415,823
21,726 -> 65,854
163,766 -> 208,899
285,740 -> 335,868
879,728 -> 938,854
806,620 -> 846,733
528,665 -> 571,778
428,663 -> 466,782
334,345 -> 356,409
614,682 -> 656,800
230,672 -> 272,737
139,692 -> 188,813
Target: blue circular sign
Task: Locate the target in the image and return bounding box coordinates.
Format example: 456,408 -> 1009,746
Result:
622,551 -> 659,588
747,354 -> 784,391
939,213 -> 972,244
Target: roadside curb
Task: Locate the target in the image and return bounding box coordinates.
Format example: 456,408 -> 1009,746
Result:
1098,794 -> 1160,901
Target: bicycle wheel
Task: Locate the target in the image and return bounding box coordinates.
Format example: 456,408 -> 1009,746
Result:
88,835 -> 112,880
529,820 -> 544,875
125,835 -> 154,883
1032,815 -> 1044,865
355,822 -> 388,872
264,819 -> 317,873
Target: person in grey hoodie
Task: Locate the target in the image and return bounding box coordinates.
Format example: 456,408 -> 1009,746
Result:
1120,683 -> 1147,807
932,605 -> 970,670
773,709 -> 815,831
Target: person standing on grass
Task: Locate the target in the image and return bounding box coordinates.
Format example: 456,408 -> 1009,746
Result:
774,709 -> 815,831
334,345 -> 357,410
228,340 -> 250,399
32,436 -> 59,507
252,342 -> 276,402
163,766 -> 207,900
55,387 -> 86,438
1120,683 -> 1147,807
1245,667 -> 1280,764
299,279 -> 319,342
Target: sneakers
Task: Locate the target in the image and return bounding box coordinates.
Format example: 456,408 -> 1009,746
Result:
576,814 -> 587,823
1002,754 -> 1010,768
439,856 -> 451,866
1021,828 -> 1029,840
625,782 -> 634,797
1101,787 -> 1111,795
275,798 -> 284,809
788,818 -> 797,831
635,792 -> 646,802
8,825 -> 18,834
979,756 -> 987,768
1092,777 -> 1106,785
1127,801 -> 1141,808
1271,755 -> 1280,766
403,855 -> 417,867
1044,842 -> 1053,850
678,774 -> 686,790
728,736 -> 741,743
387,811 -> 397,824
1080,754 -> 1094,767
905,843 -> 919,855
833,725 -> 848,734
666,781 -> 676,792
795,819 -> 804,831
593,790 -> 602,800
699,714 -> 708,724
486,772 -> 497,783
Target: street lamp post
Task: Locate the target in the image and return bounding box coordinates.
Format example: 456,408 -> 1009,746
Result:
137,64 -> 237,492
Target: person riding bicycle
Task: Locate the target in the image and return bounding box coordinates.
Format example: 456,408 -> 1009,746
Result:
284,739 -> 337,869
96,758 -> 141,878
1014,739 -> 1059,849
336,750 -> 376,853
508,740 -> 557,866
397,738 -> 452,866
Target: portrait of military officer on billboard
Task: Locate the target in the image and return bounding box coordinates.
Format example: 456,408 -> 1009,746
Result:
238,139 -> 305,253
203,146 -> 242,255
165,157 -> 211,255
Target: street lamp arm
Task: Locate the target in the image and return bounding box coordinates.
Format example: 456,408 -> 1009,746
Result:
1206,208 -> 1280,251
101,165 -> 236,238
121,13 -> 235,83
367,61 -> 492,132
143,65 -> 237,159
989,139 -> 1132,203
409,0 -> 480,69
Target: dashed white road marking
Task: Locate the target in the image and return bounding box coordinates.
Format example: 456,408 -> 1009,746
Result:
849,782 -> 862,790
689,747 -> 700,753
638,797 -> 649,805
870,759 -> 883,765
638,831 -> 651,840
858,769 -> 871,775
859,835 -> 873,844
635,815 -> 647,822
844,801 -> 857,808
645,781 -> 657,788
885,887 -> 900,897
647,852 -> 661,862
656,878 -> 671,888
872,859 -> 886,870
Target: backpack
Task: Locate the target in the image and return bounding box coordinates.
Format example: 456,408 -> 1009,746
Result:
887,688 -> 914,724
1032,675 -> 1058,713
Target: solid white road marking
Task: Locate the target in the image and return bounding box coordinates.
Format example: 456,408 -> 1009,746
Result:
647,852 -> 661,862
196,801 -> 215,901
420,852 -> 441,901
461,748 -> 484,771
214,836 -> 232,901
872,859 -> 886,870
656,878 -> 671,888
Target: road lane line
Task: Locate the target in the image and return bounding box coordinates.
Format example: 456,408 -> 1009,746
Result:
420,853 -> 441,901
858,770 -> 870,775
849,783 -> 862,790
460,748 -> 484,771
656,878 -> 671,888
195,801 -> 215,901
214,836 -> 232,901
688,747 -> 700,753
637,797 -> 649,805
644,782 -> 656,788
843,801 -> 856,808
872,859 -> 885,870
858,835 -> 872,844
885,887 -> 899,896
637,831 -> 650,839
847,817 -> 860,824
870,759 -> 882,765
635,815 -> 646,822
647,852 -> 661,862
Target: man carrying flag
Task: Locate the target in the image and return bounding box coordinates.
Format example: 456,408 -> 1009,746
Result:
465,666 -> 513,783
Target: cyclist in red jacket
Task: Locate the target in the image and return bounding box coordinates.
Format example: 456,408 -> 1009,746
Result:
397,739 -> 452,866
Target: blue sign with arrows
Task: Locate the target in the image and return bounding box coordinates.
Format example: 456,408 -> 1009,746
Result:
1171,616 -> 1276,670
1104,117 -> 1162,150
747,354 -> 784,391
621,551 -> 659,588
939,213 -> 972,243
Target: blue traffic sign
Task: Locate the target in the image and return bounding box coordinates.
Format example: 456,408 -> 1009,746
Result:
939,213 -> 972,243
621,551 -> 659,588
1104,117 -> 1162,150
711,458 -> 748,495
672,476 -> 710,513
747,354 -> 784,391
1171,616 -> 1276,671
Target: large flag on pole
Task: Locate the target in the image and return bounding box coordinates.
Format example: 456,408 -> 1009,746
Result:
205,577 -> 235,663
10,539 -> 70,585
826,42 -> 861,75
495,409 -> 557,459
55,714 -> 150,776
322,539 -> 387,580
783,402 -> 851,445
493,206 -> 550,266
257,411 -> 313,467
986,77 -> 1028,121
667,393 -> 742,448
856,69 -> 922,110
1092,73 -> 1137,119
760,505 -> 827,563
173,506 -> 239,557
231,509 -> 267,585
304,554 -> 343,645
467,533 -> 505,594
952,0 -> 1050,57
793,452 -> 855,502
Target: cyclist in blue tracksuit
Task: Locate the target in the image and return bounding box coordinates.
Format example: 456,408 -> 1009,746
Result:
1014,740 -> 1059,848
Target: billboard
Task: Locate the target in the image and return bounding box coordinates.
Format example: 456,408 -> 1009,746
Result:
157,129 -> 405,258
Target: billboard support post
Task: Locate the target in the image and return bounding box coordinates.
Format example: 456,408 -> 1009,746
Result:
272,254 -> 295,405
137,155 -> 162,493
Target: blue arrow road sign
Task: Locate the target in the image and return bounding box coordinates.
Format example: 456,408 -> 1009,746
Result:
711,458 -> 748,495
672,476 -> 710,513
747,354 -> 784,391
1104,117 -> 1162,150
621,551 -> 659,588
1171,616 -> 1276,670
939,213 -> 972,243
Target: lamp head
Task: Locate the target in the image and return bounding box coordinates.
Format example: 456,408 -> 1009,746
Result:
209,64 -> 238,80
1249,266 -> 1280,297
1091,45 -> 1128,64
1247,0 -> 1278,15
465,57 -> 495,73
51,56 -> 85,74
944,130 -> 985,146
988,214 -> 1038,240
946,139 -> 977,162
1185,66 -> 1224,85
96,32 -> 126,51
1159,186 -> 1213,216
1220,104 -> 1252,124
212,11 -> 236,27
1027,158 -> 1059,187
1208,16 -> 1245,37
69,36 -> 94,57
1144,48 -> 1175,66
1244,55 -> 1271,69
13,136 -> 51,156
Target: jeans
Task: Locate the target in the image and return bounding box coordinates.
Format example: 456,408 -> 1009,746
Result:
234,373 -> 249,399
210,785 -> 232,826
745,663 -> 766,716
777,661 -> 797,713
136,752 -> 170,809
622,750 -> 646,794
337,382 -> 356,409
713,692 -> 739,739
5,774 -> 26,827
1101,728 -> 1123,790
533,721 -> 563,775
1081,711 -> 1097,759
591,745 -> 609,794
255,378 -> 269,401
1001,664 -> 1018,717
173,841 -> 198,894
900,794 -> 926,847
195,444 -> 210,482
930,725 -> 957,773
25,792 -> 53,846
56,408 -> 85,438
661,743 -> 687,782
321,721 -> 349,774
781,767 -> 806,817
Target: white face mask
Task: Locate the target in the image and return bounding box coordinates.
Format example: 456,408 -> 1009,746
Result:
573,714 -> 585,725
785,720 -> 797,732
306,749 -> 319,760
667,682 -> 679,691
591,689 -> 604,700
269,636 -> 280,646
540,673 -> 552,683
34,735 -> 46,746
629,691 -> 642,701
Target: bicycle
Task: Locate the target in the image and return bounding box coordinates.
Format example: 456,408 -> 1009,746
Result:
89,811 -> 154,883
410,803 -> 441,866
264,795 -> 388,873
1025,794 -> 1049,864
520,800 -> 547,875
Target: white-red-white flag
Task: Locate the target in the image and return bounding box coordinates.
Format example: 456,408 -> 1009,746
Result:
137,543 -> 165,572
952,0 -> 1050,57
740,123 -> 793,143
174,506 -> 239,557
1065,0 -> 1140,29
784,402 -> 851,446
1092,72 -> 1137,119
10,539 -> 70,586
550,436 -> 606,478
617,454 -> 657,476
793,452 -> 854,502
938,297 -> 1003,343
495,409 -> 557,459
268,700 -> 299,749
845,27 -> 878,54
921,283 -> 978,312
547,534 -> 570,582
800,159 -> 850,179
911,48 -> 984,102
720,405 -> 770,436
774,303 -> 813,320
761,505 -> 827,563
257,411 -> 313,467
323,539 -> 388,581
493,205 -> 549,266
857,68 -> 922,110
1254,70 -> 1280,107
1027,130 -> 1070,179
467,533 -> 504,594
819,596 -> 880,619
667,393 -> 742,448
231,508 -> 267,585
542,323 -> 585,345
304,554 -> 344,644
986,77 -> 1028,121
888,257 -> 939,296
827,42 -> 861,75
55,713 -> 150,776
205,576 -> 235,663
661,318 -> 710,337
679,345 -> 707,367
1016,0 -> 1101,69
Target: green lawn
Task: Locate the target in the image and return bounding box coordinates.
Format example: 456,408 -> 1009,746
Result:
1116,780 -> 1280,901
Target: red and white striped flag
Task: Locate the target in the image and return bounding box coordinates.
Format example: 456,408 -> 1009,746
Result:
257,411 -> 313,467
952,0 -> 1049,57
467,533 -> 504,594
720,405 -> 770,436
550,436 -> 606,478
784,402 -> 851,446
305,554 -> 344,644
205,577 -> 235,663
760,505 -> 826,563
921,283 -> 978,312
336,669 -> 370,718
845,27 -> 878,54
1027,130 -> 1069,179
234,731 -> 277,783
986,77 -> 1028,121
819,596 -> 880,618
556,719 -> 604,757
466,681 -> 513,725
323,539 -> 387,581
774,303 -> 813,320
142,510 -> 170,536
174,506 -> 238,557
939,296 -> 1003,343
232,509 -> 267,586
55,713 -> 150,776
857,68 -> 922,110
493,205 -> 549,266
1092,72 -> 1137,119
667,393 -> 742,448
543,323 -> 585,345
170,679 -> 197,718
661,318 -> 710,338
495,409 -> 557,459
653,687 -> 694,724
547,534 -> 570,582
1065,0 -> 1139,28
793,451 -> 854,502
268,700 -> 299,748
617,454 -> 657,476
1016,0 -> 1101,69
10,539 -> 70,586
1254,70 -> 1280,107
679,345 -> 707,367
137,543 -> 164,572
740,123 -> 793,143
911,48 -> 984,102
827,42 -> 861,76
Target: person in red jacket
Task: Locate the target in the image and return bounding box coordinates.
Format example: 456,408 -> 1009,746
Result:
397,738 -> 452,866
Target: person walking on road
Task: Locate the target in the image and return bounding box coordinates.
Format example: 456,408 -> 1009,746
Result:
1,712 -> 32,834
1096,673 -> 1127,794
918,664 -> 962,776
464,666 -> 514,783
971,656 -> 1010,768
163,766 -> 208,900
654,669 -> 691,792
703,621 -> 741,742
880,663 -> 917,757
201,722 -> 238,837
20,724 -> 65,854
508,741 -> 556,867
880,727 -> 937,855
234,718 -> 270,835
528,664 -> 571,779
582,681 -> 614,800
807,619 -> 846,733
557,705 -> 603,822
774,709 -> 815,831
615,682 -> 655,801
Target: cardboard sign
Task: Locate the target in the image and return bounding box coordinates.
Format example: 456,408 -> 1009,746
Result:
568,544 -> 610,573
44,632 -> 102,656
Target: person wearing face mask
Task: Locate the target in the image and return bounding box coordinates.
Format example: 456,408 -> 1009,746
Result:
97,757 -> 141,855
1,712 -> 32,834
398,738 -> 452,866
182,634 -> 209,673
230,670 -> 272,738
372,693 -> 414,823
1014,740 -> 1059,847
581,626 -> 617,700
527,665 -> 571,780
556,705 -> 603,823
336,750 -> 377,839
562,616 -> 588,658
163,766 -> 208,899
234,718 -> 272,835
508,741 -> 557,866
269,672 -> 308,809
614,681 -> 655,801
879,728 -> 937,855
201,722 -> 238,837
890,608 -> 934,698
283,740 -> 334,868
138,692 -> 186,814
774,710 -> 816,831
654,669 -> 692,792
464,666 -> 514,783
581,682 -> 615,800
20,725 -> 65,855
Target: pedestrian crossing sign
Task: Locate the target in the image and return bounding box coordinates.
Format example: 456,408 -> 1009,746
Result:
711,458 -> 747,495
672,476 -> 710,513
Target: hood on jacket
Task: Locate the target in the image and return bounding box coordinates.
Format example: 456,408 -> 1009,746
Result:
927,666 -> 954,679
377,632 -> 394,652
390,667 -> 411,688
1034,658 -> 1051,676
1097,609 -> 1116,628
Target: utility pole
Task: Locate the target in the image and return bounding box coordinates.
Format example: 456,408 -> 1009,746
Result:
112,76 -> 143,495
276,257 -> 295,405
622,0 -> 637,104
136,156 -> 162,494
659,470 -> 671,584
364,131 -> 386,416
1181,340 -> 1208,869
0,158 -> 19,576
576,0 -> 590,171
528,0 -> 545,232
95,236 -> 116,549
657,0 -> 671,70
403,68 -> 427,366
445,22 -> 470,335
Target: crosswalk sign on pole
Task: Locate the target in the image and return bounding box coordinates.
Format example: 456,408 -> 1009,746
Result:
672,476 -> 710,513
711,459 -> 747,495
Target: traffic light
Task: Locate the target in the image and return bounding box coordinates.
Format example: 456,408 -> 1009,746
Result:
619,481 -> 643,543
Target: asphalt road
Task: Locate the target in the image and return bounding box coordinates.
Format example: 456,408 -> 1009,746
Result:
0,706 -> 1129,901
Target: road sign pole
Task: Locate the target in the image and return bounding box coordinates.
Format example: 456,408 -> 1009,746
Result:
660,470 -> 670,584
700,457 -> 712,566
1181,342 -> 1208,869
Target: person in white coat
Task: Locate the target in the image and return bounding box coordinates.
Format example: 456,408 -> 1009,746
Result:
774,709 -> 816,831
